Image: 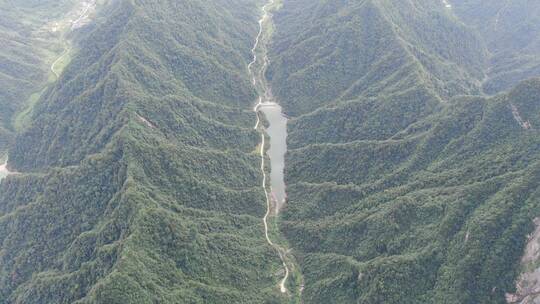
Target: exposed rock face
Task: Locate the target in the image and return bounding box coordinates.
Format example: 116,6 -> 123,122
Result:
507,218 -> 540,304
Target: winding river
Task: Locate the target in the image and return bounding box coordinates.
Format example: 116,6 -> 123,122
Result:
249,0 -> 291,294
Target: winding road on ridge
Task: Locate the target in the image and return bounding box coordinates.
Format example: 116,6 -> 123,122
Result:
249,0 -> 297,296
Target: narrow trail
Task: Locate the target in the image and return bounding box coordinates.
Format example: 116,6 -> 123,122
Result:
71,1 -> 94,31
249,0 -> 301,298
50,0 -> 95,79
4,1 -> 96,179
50,45 -> 70,79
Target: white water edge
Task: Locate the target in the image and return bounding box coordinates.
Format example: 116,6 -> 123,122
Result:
249,0 -> 290,294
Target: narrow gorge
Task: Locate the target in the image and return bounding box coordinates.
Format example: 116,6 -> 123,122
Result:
250,0 -> 303,301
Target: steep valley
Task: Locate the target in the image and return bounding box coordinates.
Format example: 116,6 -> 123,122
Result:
0,0 -> 539,303
0,0 -> 289,303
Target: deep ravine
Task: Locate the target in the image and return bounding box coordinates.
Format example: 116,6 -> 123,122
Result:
249,0 -> 303,300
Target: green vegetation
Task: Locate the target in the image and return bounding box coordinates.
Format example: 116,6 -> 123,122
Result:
1,0 -> 539,303
267,0 -> 540,303
12,88 -> 46,132
0,0 -> 291,303
280,82 -> 540,303
0,0 -> 78,151
451,0 -> 540,94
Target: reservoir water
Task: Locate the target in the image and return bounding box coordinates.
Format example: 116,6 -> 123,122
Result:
259,102 -> 287,212
249,0 -> 291,294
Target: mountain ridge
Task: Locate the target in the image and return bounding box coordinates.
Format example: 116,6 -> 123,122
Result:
0,0 -> 539,303
0,0 -> 292,303
266,0 -> 540,302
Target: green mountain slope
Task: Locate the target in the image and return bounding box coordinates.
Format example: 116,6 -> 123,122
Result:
0,0 -> 78,152
0,0 -> 289,303
266,0 -> 540,303
267,0 -> 487,117
1,0 -> 540,303
281,79 -> 540,303
450,0 -> 540,94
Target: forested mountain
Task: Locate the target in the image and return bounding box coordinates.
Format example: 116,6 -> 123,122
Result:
0,0 -> 289,303
451,0 -> 540,94
267,0 -> 540,303
0,0 -> 539,303
0,0 -> 77,152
